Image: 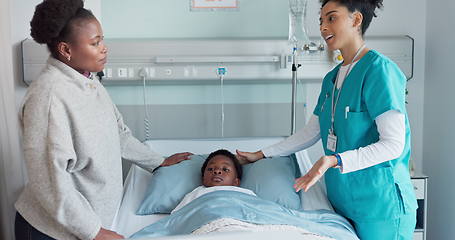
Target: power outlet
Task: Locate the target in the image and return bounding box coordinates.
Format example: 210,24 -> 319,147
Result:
118,68 -> 127,78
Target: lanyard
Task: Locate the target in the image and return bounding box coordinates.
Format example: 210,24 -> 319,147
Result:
330,44 -> 366,134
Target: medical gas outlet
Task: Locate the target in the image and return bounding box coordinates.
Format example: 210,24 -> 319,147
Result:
102,67 -> 159,81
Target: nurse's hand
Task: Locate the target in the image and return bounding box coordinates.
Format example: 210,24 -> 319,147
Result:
93,228 -> 124,239
294,155 -> 338,192
236,150 -> 264,165
160,152 -> 193,167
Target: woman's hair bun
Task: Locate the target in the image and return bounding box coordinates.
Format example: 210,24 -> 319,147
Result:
30,0 -> 84,44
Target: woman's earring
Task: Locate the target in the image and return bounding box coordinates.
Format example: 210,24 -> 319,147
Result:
67,56 -> 71,61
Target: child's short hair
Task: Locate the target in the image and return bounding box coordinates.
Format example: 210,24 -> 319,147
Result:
201,149 -> 243,179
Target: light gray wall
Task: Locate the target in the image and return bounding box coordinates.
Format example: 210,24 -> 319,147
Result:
423,0 -> 455,238
118,103 -> 306,140
1,0 -> 27,239
101,0 -> 287,38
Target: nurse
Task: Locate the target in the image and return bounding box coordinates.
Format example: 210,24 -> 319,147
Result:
15,0 -> 191,239
237,0 -> 417,239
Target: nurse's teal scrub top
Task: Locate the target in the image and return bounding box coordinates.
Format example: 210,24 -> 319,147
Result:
313,50 -> 417,222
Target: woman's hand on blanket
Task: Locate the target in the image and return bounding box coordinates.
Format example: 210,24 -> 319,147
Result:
294,155 -> 338,192
160,152 -> 193,167
236,150 -> 264,165
93,228 -> 124,240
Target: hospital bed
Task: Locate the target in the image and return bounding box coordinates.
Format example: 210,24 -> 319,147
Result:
111,137 -> 356,240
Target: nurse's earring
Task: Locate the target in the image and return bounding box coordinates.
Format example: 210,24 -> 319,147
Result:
67,55 -> 71,61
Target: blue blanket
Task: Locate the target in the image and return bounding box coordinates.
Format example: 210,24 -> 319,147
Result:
131,191 -> 358,239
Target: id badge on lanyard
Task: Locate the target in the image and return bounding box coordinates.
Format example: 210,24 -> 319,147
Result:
327,129 -> 337,152
326,44 -> 365,153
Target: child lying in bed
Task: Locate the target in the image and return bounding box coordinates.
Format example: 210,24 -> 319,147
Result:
132,149 -> 358,239
171,149 -> 256,213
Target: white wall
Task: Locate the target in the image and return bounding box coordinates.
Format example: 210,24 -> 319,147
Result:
101,0 -> 287,38
1,0 -> 26,239
423,0 -> 455,238
10,0 -> 41,110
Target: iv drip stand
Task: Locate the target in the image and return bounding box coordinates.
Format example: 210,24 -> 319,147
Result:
291,48 -> 301,135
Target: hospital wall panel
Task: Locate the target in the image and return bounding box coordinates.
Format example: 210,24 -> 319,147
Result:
22,37 -> 414,84
117,102 -> 306,140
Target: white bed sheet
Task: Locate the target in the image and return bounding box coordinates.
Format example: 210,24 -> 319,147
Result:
111,137 -> 332,238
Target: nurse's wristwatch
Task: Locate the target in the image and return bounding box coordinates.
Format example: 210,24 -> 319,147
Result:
332,153 -> 343,168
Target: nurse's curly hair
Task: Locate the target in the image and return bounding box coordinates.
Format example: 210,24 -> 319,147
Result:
201,149 -> 243,180
30,0 -> 95,58
320,0 -> 384,36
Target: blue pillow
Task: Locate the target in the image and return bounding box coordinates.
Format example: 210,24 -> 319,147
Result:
241,155 -> 301,210
136,154 -> 206,215
136,154 -> 300,215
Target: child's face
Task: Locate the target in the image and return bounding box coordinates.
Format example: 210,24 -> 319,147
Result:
202,155 -> 240,187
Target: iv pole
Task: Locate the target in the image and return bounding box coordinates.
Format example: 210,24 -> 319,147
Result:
291,47 -> 301,135
289,0 -> 307,135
